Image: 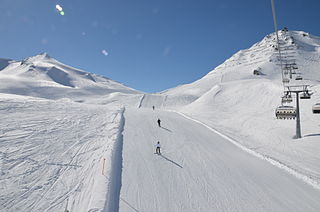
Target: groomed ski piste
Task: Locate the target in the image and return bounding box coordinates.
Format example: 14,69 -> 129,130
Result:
120,108 -> 320,211
1,30 -> 320,211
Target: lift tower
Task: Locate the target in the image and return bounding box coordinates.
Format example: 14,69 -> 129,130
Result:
285,85 -> 311,138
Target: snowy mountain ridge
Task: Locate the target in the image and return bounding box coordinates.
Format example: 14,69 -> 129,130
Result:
163,30 -> 320,102
1,30 -> 319,105
0,52 -> 142,104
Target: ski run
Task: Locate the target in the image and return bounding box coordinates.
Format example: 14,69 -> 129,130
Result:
120,108 -> 320,211
1,30 -> 320,211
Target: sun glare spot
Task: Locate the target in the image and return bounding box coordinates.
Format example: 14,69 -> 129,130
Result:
102,50 -> 109,56
55,4 -> 65,16
56,5 -> 63,11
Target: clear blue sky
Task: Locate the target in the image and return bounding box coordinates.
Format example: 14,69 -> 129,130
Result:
1,0 -> 320,92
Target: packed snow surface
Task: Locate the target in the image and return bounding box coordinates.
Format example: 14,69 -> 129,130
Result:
1,30 -> 320,211
120,108 -> 320,211
0,95 -> 125,212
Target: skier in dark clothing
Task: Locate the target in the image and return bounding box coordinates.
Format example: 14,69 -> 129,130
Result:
155,141 -> 161,154
152,105 -> 155,110
157,118 -> 161,127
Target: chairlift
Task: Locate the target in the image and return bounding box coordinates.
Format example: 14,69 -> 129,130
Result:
275,105 -> 296,119
312,103 -> 320,114
281,94 -> 292,103
300,91 -> 311,100
295,75 -> 303,80
283,78 -> 290,83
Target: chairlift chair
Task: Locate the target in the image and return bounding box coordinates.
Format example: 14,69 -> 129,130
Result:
281,93 -> 292,103
295,75 -> 303,80
275,106 -> 296,119
283,78 -> 290,83
281,92 -> 292,103
312,103 -> 320,114
300,91 -> 311,100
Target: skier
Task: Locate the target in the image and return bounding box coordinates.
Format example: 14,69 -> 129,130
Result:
157,118 -> 161,127
155,141 -> 161,154
152,105 -> 155,110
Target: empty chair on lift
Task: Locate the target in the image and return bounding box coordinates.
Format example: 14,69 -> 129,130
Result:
275,106 -> 296,119
312,103 -> 320,114
300,91 -> 311,99
283,78 -> 290,83
281,94 -> 292,103
295,75 -> 303,80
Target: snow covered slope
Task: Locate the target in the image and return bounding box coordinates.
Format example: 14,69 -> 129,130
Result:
120,108 -> 320,211
0,94 -> 125,212
138,30 -> 320,194
138,30 -> 320,109
0,53 -> 142,105
178,31 -> 320,183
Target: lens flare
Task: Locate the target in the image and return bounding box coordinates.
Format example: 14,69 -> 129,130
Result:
102,50 -> 109,56
56,4 -> 63,12
55,4 -> 65,16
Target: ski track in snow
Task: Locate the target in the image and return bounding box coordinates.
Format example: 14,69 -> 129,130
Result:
0,96 -> 125,212
175,111 -> 320,191
119,108 -> 320,212
137,94 -> 145,109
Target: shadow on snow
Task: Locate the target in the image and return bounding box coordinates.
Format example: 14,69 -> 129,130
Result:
304,133 -> 320,137
160,154 -> 183,168
160,126 -> 172,132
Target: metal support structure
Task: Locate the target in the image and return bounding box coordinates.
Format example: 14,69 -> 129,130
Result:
270,1 -> 311,139
285,85 -> 311,139
294,92 -> 301,138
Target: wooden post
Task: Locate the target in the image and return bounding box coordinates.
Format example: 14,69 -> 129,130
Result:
64,198 -> 69,212
102,158 -> 106,175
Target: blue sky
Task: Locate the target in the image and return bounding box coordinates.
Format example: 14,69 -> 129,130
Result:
1,0 -> 320,92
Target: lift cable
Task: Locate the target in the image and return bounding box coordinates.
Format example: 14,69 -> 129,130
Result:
271,0 -> 285,91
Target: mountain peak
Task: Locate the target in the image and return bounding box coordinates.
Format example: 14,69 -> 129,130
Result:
162,29 -> 320,105
23,52 -> 52,63
39,52 -> 51,58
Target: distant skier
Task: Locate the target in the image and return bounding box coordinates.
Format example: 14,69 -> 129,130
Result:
152,105 -> 155,110
155,141 -> 161,154
157,118 -> 161,127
